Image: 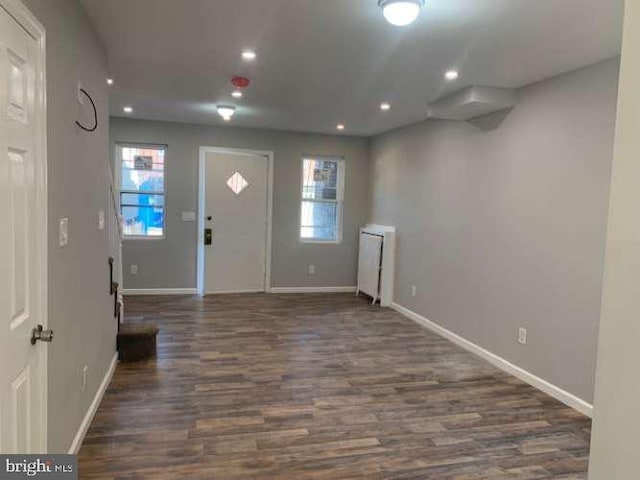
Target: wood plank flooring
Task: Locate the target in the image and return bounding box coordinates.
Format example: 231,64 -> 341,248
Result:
78,293 -> 591,479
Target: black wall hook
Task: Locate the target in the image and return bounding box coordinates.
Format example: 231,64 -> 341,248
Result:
75,87 -> 98,132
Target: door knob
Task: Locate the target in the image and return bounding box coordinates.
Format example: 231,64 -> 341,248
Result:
31,325 -> 54,345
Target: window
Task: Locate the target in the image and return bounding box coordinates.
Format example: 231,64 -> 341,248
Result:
300,156 -> 345,243
117,144 -> 166,238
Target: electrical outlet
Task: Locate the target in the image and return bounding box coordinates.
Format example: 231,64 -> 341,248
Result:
130,265 -> 138,275
518,327 -> 527,345
81,365 -> 88,392
59,217 -> 69,247
411,285 -> 417,297
308,264 -> 315,275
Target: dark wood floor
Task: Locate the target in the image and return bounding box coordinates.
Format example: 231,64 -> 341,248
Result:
78,294 -> 591,479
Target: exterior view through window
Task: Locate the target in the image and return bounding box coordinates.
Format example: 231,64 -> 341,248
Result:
300,157 -> 345,242
118,144 -> 166,238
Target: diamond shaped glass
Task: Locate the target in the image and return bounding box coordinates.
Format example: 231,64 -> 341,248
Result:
226,171 -> 249,195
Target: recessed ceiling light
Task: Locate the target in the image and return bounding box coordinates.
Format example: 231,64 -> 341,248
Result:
337,124 -> 345,131
107,78 -> 114,85
123,106 -> 133,113
380,102 -> 391,111
217,105 -> 236,121
232,90 -> 243,98
445,70 -> 459,81
242,50 -> 257,61
378,0 -> 425,27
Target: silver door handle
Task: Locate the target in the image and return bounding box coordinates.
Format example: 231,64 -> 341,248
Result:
31,325 -> 54,345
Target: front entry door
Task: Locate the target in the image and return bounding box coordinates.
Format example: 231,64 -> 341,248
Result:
0,2 -> 47,453
204,151 -> 268,294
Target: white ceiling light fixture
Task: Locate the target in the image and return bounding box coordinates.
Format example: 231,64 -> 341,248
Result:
232,90 -> 243,99
107,78 -> 114,85
217,105 -> 236,121
445,70 -> 459,81
379,0 -> 425,27
380,102 -> 391,111
123,106 -> 133,113
242,50 -> 257,61
336,124 -> 345,131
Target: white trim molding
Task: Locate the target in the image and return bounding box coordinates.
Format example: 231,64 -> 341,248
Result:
123,288 -> 197,296
68,353 -> 118,454
270,286 -> 357,294
298,156 -> 345,245
204,289 -> 265,295
391,302 -> 594,418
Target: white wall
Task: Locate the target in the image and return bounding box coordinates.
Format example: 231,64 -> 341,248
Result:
22,0 -> 116,453
589,2 -> 640,477
369,58 -> 619,404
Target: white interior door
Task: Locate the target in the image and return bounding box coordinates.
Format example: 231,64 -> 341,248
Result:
0,2 -> 47,454
204,151 -> 268,293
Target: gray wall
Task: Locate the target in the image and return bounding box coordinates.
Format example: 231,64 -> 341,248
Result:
23,0 -> 116,452
369,58 -> 619,403
110,118 -> 370,290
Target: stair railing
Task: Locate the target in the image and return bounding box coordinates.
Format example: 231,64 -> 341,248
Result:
108,166 -> 124,325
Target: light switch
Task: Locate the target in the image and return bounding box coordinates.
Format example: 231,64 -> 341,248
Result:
59,217 -> 69,246
98,210 -> 105,230
182,211 -> 196,222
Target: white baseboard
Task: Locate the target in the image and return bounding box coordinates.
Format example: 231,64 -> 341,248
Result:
68,352 -> 118,454
123,288 -> 197,296
391,302 -> 594,418
204,289 -> 265,295
126,287 -> 356,295
269,286 -> 357,294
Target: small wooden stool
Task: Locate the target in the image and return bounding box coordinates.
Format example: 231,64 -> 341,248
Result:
117,324 -> 159,362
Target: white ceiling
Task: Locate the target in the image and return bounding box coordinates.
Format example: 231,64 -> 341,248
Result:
80,0 -> 623,136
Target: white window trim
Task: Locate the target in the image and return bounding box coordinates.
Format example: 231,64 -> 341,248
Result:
116,142 -> 168,241
299,156 -> 345,244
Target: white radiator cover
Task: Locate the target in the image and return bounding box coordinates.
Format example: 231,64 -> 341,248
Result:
356,224 -> 396,306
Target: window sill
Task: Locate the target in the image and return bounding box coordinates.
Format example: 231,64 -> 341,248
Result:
123,236 -> 166,241
299,238 -> 342,245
